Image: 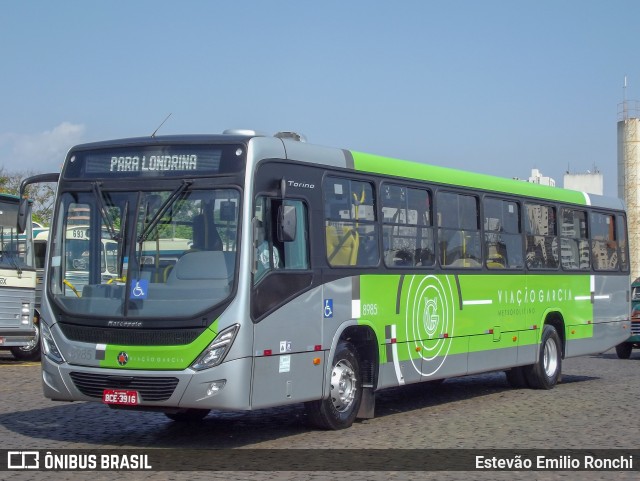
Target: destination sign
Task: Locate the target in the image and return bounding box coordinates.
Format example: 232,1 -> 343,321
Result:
63,144 -> 246,179
109,154 -> 199,173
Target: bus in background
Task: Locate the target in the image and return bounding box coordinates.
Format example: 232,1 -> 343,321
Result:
19,131 -> 630,429
0,193 -> 39,361
616,277 -> 640,358
32,224 -> 48,359
33,223 -> 191,298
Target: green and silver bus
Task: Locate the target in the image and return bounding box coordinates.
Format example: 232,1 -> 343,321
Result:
20,130 -> 630,428
0,193 -> 39,361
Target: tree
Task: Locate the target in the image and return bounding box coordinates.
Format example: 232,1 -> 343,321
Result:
0,168 -> 57,226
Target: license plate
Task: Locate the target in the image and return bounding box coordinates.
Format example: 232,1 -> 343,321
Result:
102,389 -> 139,405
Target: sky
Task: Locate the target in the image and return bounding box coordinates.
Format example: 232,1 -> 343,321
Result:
2,0 -> 640,197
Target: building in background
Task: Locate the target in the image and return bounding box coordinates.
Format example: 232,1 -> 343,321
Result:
618,81 -> 640,281
528,168 -> 556,187
563,170 -> 603,195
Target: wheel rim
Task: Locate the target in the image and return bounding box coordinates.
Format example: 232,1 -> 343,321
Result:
543,337 -> 559,378
330,359 -> 357,413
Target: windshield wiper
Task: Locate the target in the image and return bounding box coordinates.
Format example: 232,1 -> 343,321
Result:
7,251 -> 23,277
137,180 -> 192,243
92,182 -> 119,241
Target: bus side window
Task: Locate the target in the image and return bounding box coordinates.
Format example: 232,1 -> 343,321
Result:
323,176 -> 378,267
484,198 -> 522,270
437,191 -> 481,268
591,212 -> 619,271
382,184 -> 434,268
525,203 -> 558,269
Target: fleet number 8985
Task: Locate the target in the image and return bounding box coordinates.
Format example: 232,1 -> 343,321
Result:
361,303 -> 378,316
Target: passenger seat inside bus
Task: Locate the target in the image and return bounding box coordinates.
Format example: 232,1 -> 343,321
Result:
326,224 -> 359,266
167,251 -> 233,290
159,214 -> 227,283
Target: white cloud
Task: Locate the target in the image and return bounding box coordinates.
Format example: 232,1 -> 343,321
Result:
0,122 -> 86,173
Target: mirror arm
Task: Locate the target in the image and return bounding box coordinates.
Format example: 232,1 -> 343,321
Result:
17,172 -> 60,233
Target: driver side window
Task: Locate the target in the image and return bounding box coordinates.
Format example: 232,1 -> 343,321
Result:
253,197 -> 309,283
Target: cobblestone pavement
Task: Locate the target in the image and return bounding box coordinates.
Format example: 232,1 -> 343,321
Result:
1,348 -> 638,480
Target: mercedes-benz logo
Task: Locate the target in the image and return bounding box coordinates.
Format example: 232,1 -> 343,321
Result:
117,351 -> 129,366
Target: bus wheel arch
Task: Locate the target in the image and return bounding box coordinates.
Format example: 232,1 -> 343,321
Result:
543,312 -> 566,359
340,325 -> 379,391
305,325 -> 378,429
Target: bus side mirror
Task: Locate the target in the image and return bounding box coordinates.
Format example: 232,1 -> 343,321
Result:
277,205 -> 296,243
17,198 -> 30,234
17,172 -> 60,233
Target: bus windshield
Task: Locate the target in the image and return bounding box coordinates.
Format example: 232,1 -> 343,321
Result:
0,201 -> 34,270
49,186 -> 239,318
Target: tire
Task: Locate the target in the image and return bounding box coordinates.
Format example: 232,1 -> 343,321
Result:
305,341 -> 362,430
505,366 -> 529,388
615,342 -> 633,359
10,321 -> 41,362
165,409 -> 210,422
524,324 -> 562,390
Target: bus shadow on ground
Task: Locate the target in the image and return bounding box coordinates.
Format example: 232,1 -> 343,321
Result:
595,352 -> 640,361
0,370 -> 598,449
0,354 -> 39,366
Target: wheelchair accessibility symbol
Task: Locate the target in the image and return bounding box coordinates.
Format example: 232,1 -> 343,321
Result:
323,299 -> 333,318
130,279 -> 148,300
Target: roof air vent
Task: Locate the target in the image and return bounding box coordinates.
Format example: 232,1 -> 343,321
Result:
222,129 -> 266,137
274,131 -> 307,142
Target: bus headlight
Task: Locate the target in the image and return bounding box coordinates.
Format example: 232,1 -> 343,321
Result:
41,322 -> 65,364
191,324 -> 239,371
21,302 -> 31,325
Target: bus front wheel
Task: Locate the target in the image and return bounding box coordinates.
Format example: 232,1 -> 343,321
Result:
10,321 -> 41,362
305,341 -> 362,430
524,324 -> 562,389
615,342 -> 633,359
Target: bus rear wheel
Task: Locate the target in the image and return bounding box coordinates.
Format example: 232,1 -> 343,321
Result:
524,324 -> 562,389
615,342 -> 633,359
305,341 -> 362,430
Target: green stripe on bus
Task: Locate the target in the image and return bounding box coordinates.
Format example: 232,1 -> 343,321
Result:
351,151 -> 588,205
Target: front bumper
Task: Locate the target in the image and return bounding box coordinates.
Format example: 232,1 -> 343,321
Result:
42,355 -> 253,411
0,328 -> 37,347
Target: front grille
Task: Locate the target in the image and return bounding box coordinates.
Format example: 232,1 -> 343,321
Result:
0,288 -> 35,328
59,323 -> 204,346
69,372 -> 179,401
631,320 -> 640,336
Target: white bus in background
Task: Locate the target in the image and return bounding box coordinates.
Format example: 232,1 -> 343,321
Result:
0,193 -> 39,361
33,226 -> 119,297
34,226 -> 192,297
